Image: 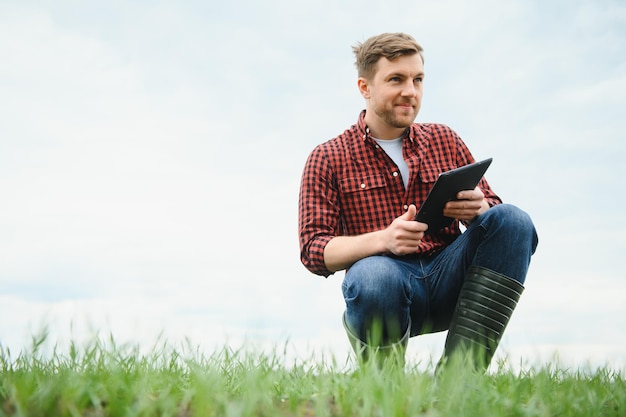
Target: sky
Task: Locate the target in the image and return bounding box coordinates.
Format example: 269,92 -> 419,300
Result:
1,0 -> 625,371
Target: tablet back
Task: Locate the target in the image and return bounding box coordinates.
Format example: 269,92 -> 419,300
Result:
415,158 -> 493,232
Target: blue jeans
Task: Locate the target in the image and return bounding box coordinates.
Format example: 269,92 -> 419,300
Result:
342,204 -> 538,344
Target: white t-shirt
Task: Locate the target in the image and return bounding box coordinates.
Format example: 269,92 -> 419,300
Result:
374,137 -> 409,189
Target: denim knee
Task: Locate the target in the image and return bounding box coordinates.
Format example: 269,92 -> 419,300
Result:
343,257 -> 406,306
471,204 -> 538,284
484,204 -> 538,252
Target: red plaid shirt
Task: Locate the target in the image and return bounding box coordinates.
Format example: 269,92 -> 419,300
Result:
298,111 -> 501,277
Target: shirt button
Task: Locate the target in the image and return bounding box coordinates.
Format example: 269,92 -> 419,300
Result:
361,183 -> 366,189
392,171 -> 398,177
403,205 -> 409,210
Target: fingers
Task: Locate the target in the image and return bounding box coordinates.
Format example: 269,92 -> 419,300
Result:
444,198 -> 487,221
456,186 -> 484,200
447,199 -> 482,211
385,205 -> 428,255
401,204 -> 417,220
401,205 -> 428,231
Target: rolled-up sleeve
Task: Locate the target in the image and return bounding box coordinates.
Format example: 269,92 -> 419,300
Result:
298,145 -> 339,277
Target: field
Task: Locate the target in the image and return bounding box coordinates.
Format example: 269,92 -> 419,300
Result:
1,334 -> 624,417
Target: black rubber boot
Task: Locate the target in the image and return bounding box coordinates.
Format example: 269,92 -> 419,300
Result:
438,265 -> 525,373
342,311 -> 410,368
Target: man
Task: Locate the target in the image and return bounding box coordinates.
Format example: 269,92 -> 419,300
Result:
298,32 -> 538,370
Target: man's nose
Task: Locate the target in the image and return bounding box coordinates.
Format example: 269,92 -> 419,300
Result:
401,81 -> 418,96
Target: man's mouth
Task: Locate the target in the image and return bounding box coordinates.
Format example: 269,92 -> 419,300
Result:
396,103 -> 414,110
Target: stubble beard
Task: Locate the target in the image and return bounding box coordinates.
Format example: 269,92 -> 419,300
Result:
374,103 -> 418,130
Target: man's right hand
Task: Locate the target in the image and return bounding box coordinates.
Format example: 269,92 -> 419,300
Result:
323,204 -> 428,272
382,204 -> 428,256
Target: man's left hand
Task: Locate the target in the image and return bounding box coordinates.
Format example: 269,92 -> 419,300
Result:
443,187 -> 490,222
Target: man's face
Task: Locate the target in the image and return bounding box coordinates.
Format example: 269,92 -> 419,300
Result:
359,54 -> 424,137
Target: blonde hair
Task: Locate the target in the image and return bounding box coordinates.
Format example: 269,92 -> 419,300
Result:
352,32 -> 424,79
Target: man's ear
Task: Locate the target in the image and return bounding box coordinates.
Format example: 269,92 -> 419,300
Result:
357,77 -> 370,99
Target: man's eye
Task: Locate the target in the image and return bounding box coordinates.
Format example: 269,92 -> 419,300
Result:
415,77 -> 423,83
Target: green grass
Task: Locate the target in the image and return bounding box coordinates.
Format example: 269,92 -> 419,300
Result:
1,334 -> 624,417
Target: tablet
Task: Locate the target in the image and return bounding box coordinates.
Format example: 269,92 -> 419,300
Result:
414,158 -> 493,232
